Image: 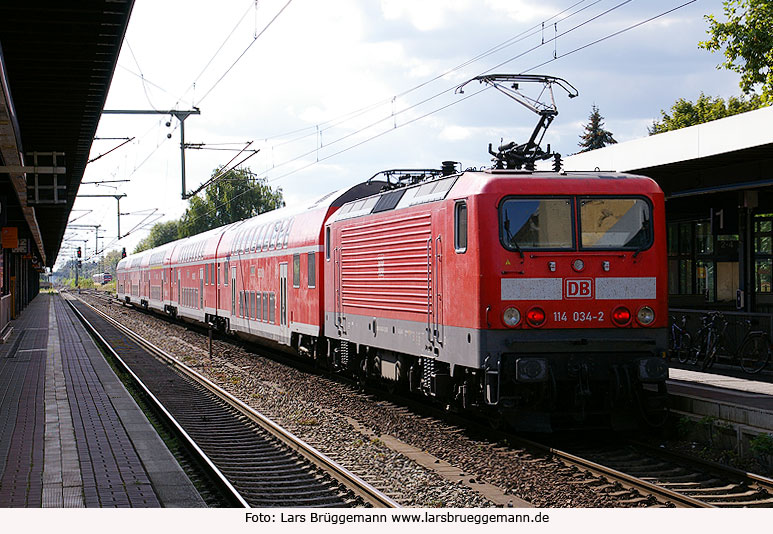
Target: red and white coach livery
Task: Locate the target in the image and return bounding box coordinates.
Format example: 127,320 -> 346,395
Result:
118,165 -> 668,431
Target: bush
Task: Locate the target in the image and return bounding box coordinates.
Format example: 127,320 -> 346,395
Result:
750,433 -> 773,457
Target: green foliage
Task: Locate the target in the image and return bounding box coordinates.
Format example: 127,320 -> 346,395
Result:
133,220 -> 181,253
577,105 -> 617,152
699,0 -> 773,100
102,249 -> 123,277
649,92 -> 766,134
676,415 -> 696,438
750,433 -> 773,456
178,166 -> 284,237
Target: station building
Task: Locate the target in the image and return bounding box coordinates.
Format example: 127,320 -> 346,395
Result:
564,106 -> 773,316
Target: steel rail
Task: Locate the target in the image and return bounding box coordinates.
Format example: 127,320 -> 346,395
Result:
528,440 -> 713,508
64,294 -> 249,508
630,439 -> 773,498
71,293 -> 399,509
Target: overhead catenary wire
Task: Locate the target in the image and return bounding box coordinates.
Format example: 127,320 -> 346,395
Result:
182,0 -> 700,229
69,0 -> 691,268
174,0 -> 256,109
196,0 -> 294,106
261,0 -> 605,147
89,0 -> 595,253
256,0 -> 639,175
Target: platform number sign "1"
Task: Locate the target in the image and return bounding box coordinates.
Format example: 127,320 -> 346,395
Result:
565,279 -> 592,299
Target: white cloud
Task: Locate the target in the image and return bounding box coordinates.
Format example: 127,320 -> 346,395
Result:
484,0 -> 556,23
380,0 -> 473,31
438,125 -> 472,142
61,0 -> 742,269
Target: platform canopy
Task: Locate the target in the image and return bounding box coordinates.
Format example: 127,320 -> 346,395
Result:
562,106 -> 773,201
0,1 -> 134,267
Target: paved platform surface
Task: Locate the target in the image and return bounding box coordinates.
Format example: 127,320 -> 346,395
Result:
667,367 -> 773,433
0,293 -> 205,508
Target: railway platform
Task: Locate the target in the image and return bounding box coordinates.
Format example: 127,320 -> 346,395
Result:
667,367 -> 773,456
0,293 -> 205,508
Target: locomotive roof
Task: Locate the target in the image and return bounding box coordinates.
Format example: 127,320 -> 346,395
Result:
330,168 -> 661,223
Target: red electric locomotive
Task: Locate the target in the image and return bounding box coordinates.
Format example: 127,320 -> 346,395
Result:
116,75 -> 669,430
323,166 -> 668,430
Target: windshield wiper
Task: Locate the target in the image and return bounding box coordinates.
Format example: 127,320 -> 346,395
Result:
631,215 -> 650,258
503,215 -> 525,259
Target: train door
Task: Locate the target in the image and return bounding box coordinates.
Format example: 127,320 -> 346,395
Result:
231,266 -> 237,315
216,262 -> 221,312
199,268 -> 204,309
334,246 -> 345,334
177,269 -> 181,305
279,263 -> 288,327
434,234 -> 443,345
426,235 -> 444,346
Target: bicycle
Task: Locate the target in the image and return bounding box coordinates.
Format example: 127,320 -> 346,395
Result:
738,325 -> 772,375
669,315 -> 692,364
701,312 -> 727,370
689,312 -> 725,370
690,312 -> 771,375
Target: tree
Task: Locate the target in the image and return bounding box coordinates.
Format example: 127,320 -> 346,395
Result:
133,220 -> 181,253
179,166 -> 284,237
578,105 -> 617,152
699,0 -> 773,101
102,249 -> 124,276
649,92 -> 765,134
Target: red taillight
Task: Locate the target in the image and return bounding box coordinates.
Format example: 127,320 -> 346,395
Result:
526,307 -> 546,327
612,306 -> 632,326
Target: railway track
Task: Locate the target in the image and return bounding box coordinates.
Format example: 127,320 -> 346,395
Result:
66,293 -> 398,508
74,290 -> 773,508
549,439 -> 773,508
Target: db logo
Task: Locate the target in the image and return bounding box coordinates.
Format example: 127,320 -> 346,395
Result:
565,278 -> 593,299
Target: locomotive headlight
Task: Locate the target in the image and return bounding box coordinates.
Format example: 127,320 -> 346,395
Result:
636,306 -> 655,326
502,307 -> 521,327
516,358 -> 548,382
638,357 -> 669,382
572,259 -> 585,272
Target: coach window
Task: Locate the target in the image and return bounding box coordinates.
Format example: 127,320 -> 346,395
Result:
454,201 -> 467,253
326,227 -> 331,260
283,218 -> 294,248
293,253 -> 301,288
308,252 -> 316,288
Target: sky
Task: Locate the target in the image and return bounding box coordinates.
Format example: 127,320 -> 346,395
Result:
59,0 -> 743,268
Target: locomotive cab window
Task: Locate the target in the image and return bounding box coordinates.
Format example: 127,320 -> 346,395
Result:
579,197 -> 652,250
500,198 -> 573,250
454,201 -> 467,253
